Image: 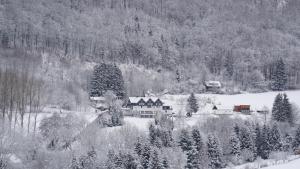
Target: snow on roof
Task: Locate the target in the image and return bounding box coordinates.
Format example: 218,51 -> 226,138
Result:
90,97 -> 105,101
205,81 -> 221,87
128,97 -> 161,103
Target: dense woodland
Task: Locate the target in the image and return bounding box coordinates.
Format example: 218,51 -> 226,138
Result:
0,0 -> 300,97
0,1 -> 300,168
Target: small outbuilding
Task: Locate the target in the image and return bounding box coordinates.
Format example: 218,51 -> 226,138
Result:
233,105 -> 251,114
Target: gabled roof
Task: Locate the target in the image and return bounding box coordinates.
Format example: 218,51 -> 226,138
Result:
128,97 -> 162,104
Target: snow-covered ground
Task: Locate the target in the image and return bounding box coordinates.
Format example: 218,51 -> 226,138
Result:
229,155 -> 300,169
20,90 -> 300,133
162,90 -> 300,114
263,157 -> 300,169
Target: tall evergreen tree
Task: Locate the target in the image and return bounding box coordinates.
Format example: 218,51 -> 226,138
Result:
229,132 -> 241,157
207,134 -> 224,169
134,137 -> 143,156
292,126 -> 300,151
271,58 -> 288,91
185,146 -> 200,169
260,125 -> 271,159
282,93 -> 293,125
272,93 -> 284,122
90,63 -> 126,99
255,124 -> 263,158
192,129 -> 204,152
178,129 -> 193,152
141,143 -> 151,169
186,93 -> 199,117
269,123 -> 282,152
149,149 -> 163,169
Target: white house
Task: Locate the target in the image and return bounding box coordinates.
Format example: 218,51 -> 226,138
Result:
126,97 -> 172,118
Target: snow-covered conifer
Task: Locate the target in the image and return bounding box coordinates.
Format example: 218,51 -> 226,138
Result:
149,149 -> 163,169
292,126 -> 300,151
178,129 -> 193,152
282,93 -> 293,125
186,93 -> 199,116
192,129 -> 203,153
207,134 -> 224,169
185,146 -> 200,169
269,123 -> 282,151
229,132 -> 241,157
260,125 -> 271,159
271,58 -> 288,91
272,93 -> 284,122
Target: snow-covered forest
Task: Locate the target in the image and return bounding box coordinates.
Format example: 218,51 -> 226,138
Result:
0,0 -> 300,169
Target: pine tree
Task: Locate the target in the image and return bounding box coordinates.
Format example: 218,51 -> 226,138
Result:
292,126 -> 300,151
229,132 -> 241,157
186,93 -> 199,116
141,143 -> 151,169
160,129 -> 173,147
149,124 -> 157,145
255,124 -> 262,158
239,127 -> 255,151
271,58 -> 288,91
192,129 -> 203,153
135,137 -> 143,156
233,123 -> 240,139
185,146 -> 200,169
282,93 -> 293,125
260,125 -> 271,159
272,93 -> 284,122
149,149 -> 163,169
269,123 -> 282,151
178,129 -> 193,152
207,134 -> 224,169
89,63 -> 126,99
282,133 -> 293,152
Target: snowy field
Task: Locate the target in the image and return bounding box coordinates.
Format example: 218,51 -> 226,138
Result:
162,90 -> 300,114
123,90 -> 300,130
229,155 -> 300,169
22,90 -> 300,133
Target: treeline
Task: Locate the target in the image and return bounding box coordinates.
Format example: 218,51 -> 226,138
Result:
0,65 -> 44,133
0,0 -> 300,93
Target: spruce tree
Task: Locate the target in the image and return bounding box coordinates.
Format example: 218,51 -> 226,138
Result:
292,126 -> 300,151
134,137 -> 143,156
282,133 -> 293,152
187,93 -> 199,116
178,129 -> 193,152
149,149 -> 163,169
229,132 -> 241,157
141,143 -> 151,169
272,93 -> 284,122
192,129 -> 204,153
89,63 -> 126,99
269,123 -> 282,151
271,58 -> 288,91
233,123 -> 240,139
260,125 -> 271,159
239,127 -> 255,152
255,124 -> 262,158
207,134 -> 224,169
185,146 -> 200,169
282,93 -> 293,125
